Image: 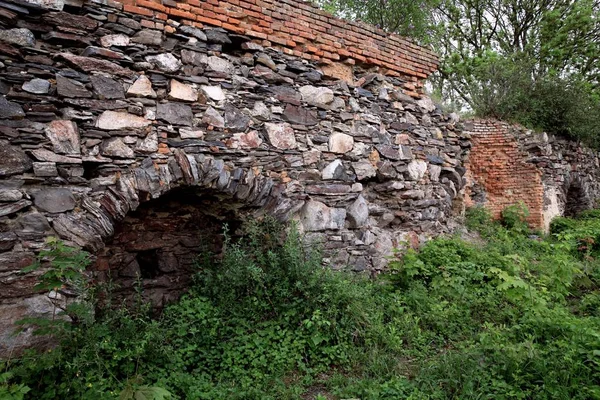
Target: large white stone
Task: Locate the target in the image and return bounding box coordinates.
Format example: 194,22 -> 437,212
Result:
169,79 -> 197,102
96,111 -> 152,130
145,53 -> 181,73
299,200 -> 346,231
329,133 -> 354,154
201,85 -> 226,101
299,85 -> 334,106
264,123 -> 297,150
207,56 -> 233,74
127,75 -> 156,98
407,160 -> 428,181
100,34 -> 130,47
347,195 -> 369,228
322,159 -> 344,180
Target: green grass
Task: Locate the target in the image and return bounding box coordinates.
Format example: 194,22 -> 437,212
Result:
3,207 -> 600,399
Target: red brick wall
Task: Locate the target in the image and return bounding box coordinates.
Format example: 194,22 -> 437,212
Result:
107,0 -> 439,94
465,120 -> 545,228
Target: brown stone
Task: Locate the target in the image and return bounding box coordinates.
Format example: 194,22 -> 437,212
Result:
236,131 -> 262,148
127,75 -> 156,98
168,80 -> 197,102
321,62 -> 354,84
264,123 -> 297,150
329,133 -> 353,154
57,52 -> 134,77
45,120 -> 80,155
0,141 -> 32,176
96,111 -> 152,130
56,75 -> 91,98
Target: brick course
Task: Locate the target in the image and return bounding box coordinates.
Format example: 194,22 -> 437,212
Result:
108,0 -> 439,94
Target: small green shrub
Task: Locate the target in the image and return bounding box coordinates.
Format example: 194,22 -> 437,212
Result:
578,209 -> 600,220
0,369 -> 29,400
501,202 -> 530,231
465,205 -> 493,230
550,216 -> 579,234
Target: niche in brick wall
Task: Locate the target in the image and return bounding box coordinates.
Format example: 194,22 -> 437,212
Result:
92,188 -> 246,309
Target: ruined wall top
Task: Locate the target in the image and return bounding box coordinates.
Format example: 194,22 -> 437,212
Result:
26,0 -> 439,95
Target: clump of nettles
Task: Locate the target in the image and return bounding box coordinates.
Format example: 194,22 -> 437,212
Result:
3,212 -> 600,400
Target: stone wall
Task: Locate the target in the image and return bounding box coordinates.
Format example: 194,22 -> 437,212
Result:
0,0 -> 469,356
22,0 -> 439,95
465,120 -> 600,231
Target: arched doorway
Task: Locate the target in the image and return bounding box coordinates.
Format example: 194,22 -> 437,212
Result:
93,187 -> 247,309
564,176 -> 591,217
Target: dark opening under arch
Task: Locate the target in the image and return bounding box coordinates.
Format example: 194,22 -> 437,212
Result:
92,187 -> 248,309
564,177 -> 591,217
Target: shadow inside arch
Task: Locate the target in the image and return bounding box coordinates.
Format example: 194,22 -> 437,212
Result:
93,186 -> 255,310
50,148 -> 304,277
564,174 -> 592,217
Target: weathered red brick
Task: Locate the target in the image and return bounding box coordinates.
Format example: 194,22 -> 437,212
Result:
123,4 -> 153,16
137,0 -> 167,12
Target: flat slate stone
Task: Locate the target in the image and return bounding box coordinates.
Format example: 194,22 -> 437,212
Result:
0,96 -> 25,119
157,103 -> 193,126
0,199 -> 31,217
283,104 -> 318,126
0,141 -> 32,176
22,78 -> 50,94
33,188 -> 75,213
132,29 -> 162,46
57,52 -> 134,77
179,25 -> 207,41
17,212 -> 51,233
204,29 -> 231,44
42,11 -> 98,31
224,105 -> 250,132
31,149 -> 82,164
90,75 -> 124,99
56,74 -> 91,98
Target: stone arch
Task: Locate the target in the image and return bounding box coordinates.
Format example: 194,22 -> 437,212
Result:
46,150 -> 304,308
564,173 -> 592,217
51,149 -> 302,254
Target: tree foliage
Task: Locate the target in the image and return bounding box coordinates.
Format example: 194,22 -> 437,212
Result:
319,0 -> 600,146
434,0 -> 600,105
314,0 -> 440,42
